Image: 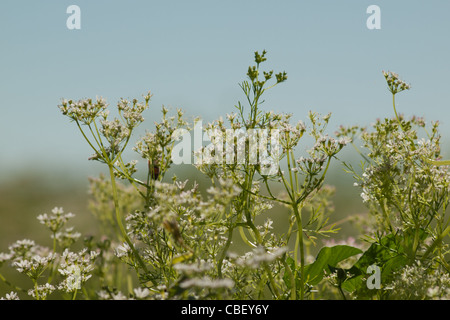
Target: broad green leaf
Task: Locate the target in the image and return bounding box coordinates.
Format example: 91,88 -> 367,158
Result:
341,274 -> 364,293
353,233 -> 404,269
342,233 -> 409,296
303,245 -> 363,286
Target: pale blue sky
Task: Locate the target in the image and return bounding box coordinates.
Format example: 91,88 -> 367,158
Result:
1,1 -> 450,181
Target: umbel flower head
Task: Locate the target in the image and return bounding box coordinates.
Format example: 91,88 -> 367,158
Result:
37,207 -> 75,233
382,70 -> 411,95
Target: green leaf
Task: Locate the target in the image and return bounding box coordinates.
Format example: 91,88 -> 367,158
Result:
342,233 -> 409,296
282,256 -> 298,290
341,275 -> 364,293
303,245 -> 363,286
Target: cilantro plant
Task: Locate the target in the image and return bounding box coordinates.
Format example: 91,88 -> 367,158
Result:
338,71 -> 450,299
1,52 -> 449,300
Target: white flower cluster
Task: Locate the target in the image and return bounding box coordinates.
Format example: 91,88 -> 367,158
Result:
173,260 -> 213,274
100,118 -> 130,145
235,246 -> 287,269
180,276 -> 235,289
52,227 -> 81,249
27,283 -> 56,300
117,97 -> 149,128
37,207 -> 75,233
311,135 -> 350,157
58,248 -> 99,293
353,116 -> 450,233
0,291 -> 20,300
97,287 -> 151,300
133,107 -> 187,177
58,96 -> 108,125
382,70 -> 411,94
13,253 -> 56,280
114,242 -> 131,259
2,239 -> 52,273
386,262 -> 450,300
279,119 -> 306,150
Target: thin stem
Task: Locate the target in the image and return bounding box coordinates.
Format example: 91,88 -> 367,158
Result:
281,256 -> 296,300
46,233 -> 57,284
350,142 -> 371,163
296,157 -> 332,206
392,94 -> 405,132
239,183 -> 291,206
293,203 -> 305,300
421,223 -> 450,262
33,279 -> 40,300
338,284 -> 347,300
286,146 -> 295,196
217,225 -> 235,277
107,164 -> 149,276
75,121 -> 101,157
115,157 -> 146,199
90,122 -> 107,154
72,288 -> 78,300
239,226 -> 257,248
291,150 -> 300,192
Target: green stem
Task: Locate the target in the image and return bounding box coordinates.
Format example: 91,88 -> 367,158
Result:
392,94 -> 405,132
47,233 -> 57,284
33,279 -> 40,300
338,284 -> 347,300
421,224 -> 450,262
293,203 -> 305,300
242,168 -> 280,299
281,256 -> 296,300
411,222 -> 420,261
115,157 -> 146,198
286,146 -> 296,196
72,289 -> 78,300
75,121 -> 101,157
108,164 -> 149,276
90,122 -> 107,153
217,226 -> 235,277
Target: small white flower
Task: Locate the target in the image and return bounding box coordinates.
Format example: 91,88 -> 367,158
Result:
114,242 -> 131,258
0,291 -> 20,300
133,288 -> 150,299
27,283 -> 55,300
0,252 -> 12,263
97,290 -> 110,300
112,291 -> 127,300
338,137 -> 352,146
263,219 -> 274,231
360,192 -> 370,203
180,277 -> 234,289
